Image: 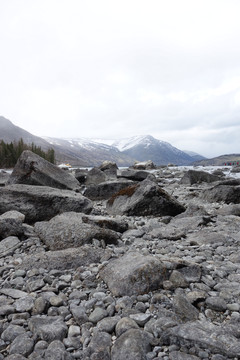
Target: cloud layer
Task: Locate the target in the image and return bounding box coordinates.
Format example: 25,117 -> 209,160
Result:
0,0 -> 240,157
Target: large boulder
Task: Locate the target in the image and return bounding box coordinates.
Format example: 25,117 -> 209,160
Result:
179,170 -> 221,185
0,211 -> 25,240
99,251 -> 169,296
0,185 -> 92,223
18,245 -> 109,271
106,178 -> 185,216
8,150 -> 80,191
0,170 -> 10,186
81,214 -> 129,233
201,184 -> 240,204
132,160 -> 156,170
165,320 -> 240,358
34,212 -> 120,250
117,169 -> 151,181
84,180 -> 134,200
85,167 -> 107,185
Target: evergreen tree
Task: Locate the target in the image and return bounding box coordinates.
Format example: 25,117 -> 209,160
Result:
0,139 -> 55,168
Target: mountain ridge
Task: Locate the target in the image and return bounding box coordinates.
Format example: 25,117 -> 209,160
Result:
0,116 -> 205,166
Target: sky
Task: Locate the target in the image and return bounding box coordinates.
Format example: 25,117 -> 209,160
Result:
0,0 -> 240,158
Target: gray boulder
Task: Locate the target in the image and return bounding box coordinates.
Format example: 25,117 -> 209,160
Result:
201,184 -> 240,204
99,251 -> 169,296
81,214 -> 128,233
34,212 -> 119,250
111,329 -> 153,360
84,180 -> 134,200
74,168 -> 88,183
106,178 -> 185,216
28,316 -> 68,342
85,167 -> 107,185
0,185 -> 92,223
0,211 -> 25,240
8,150 -> 80,191
0,170 -> 10,186
179,170 -> 221,185
132,160 -> 156,170
117,168 -> 151,181
166,320 -> 240,358
99,160 -> 118,178
18,245 -> 109,271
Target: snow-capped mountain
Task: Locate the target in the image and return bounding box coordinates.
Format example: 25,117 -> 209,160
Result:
0,116 -> 203,166
43,137 -> 135,166
111,135 -> 195,166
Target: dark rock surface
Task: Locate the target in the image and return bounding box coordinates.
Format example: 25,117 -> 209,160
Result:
1,164 -> 240,359
8,150 -> 80,191
0,184 -> 92,223
106,178 -> 186,216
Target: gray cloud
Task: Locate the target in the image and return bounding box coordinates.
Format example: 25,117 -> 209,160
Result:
0,0 -> 240,157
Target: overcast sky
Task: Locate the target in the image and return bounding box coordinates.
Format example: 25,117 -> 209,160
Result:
0,0 -> 240,157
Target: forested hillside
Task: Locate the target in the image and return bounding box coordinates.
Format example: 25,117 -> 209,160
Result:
0,138 -> 55,168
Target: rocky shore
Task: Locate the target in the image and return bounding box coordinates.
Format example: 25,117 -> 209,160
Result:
1,151 -> 240,359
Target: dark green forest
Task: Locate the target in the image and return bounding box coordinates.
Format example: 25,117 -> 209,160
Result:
0,138 -> 55,168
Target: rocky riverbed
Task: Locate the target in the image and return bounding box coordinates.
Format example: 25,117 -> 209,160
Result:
1,152 -> 240,359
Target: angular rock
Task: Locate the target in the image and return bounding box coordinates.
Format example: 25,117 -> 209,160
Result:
169,352 -> 200,360
180,170 -> 221,185
81,214 -> 128,233
106,178 -> 185,216
18,244 -> 108,271
0,289 -> 28,299
28,316 -> 68,342
166,320 -> 240,358
9,334 -> 34,357
85,167 -> 107,185
118,169 -> 150,181
111,328 -> 153,360
84,180 -> 134,200
202,184 -> 240,204
8,150 -> 80,191
0,170 -> 10,186
99,252 -> 169,296
133,160 -> 156,170
173,295 -> 199,322
88,331 -> 112,360
74,168 -> 88,184
115,317 -> 139,337
34,212 -> 119,250
1,324 -> 26,342
0,236 -> 20,258
0,211 -> 25,240
44,340 -> 73,360
0,185 -> 92,223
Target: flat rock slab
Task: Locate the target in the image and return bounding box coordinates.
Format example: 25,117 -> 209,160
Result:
8,150 -> 80,191
99,251 -> 169,296
18,245 -> 109,271
167,320 -> 240,358
0,184 -> 92,223
34,212 -> 119,250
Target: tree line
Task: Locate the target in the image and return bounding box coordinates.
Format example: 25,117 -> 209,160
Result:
0,138 -> 55,168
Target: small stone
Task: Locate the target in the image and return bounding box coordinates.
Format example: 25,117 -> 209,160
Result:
89,307 -> 108,324
49,296 -> 64,307
68,325 -> 81,337
129,313 -> 151,326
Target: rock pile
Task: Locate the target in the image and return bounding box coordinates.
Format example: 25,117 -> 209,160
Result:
1,158 -> 240,359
